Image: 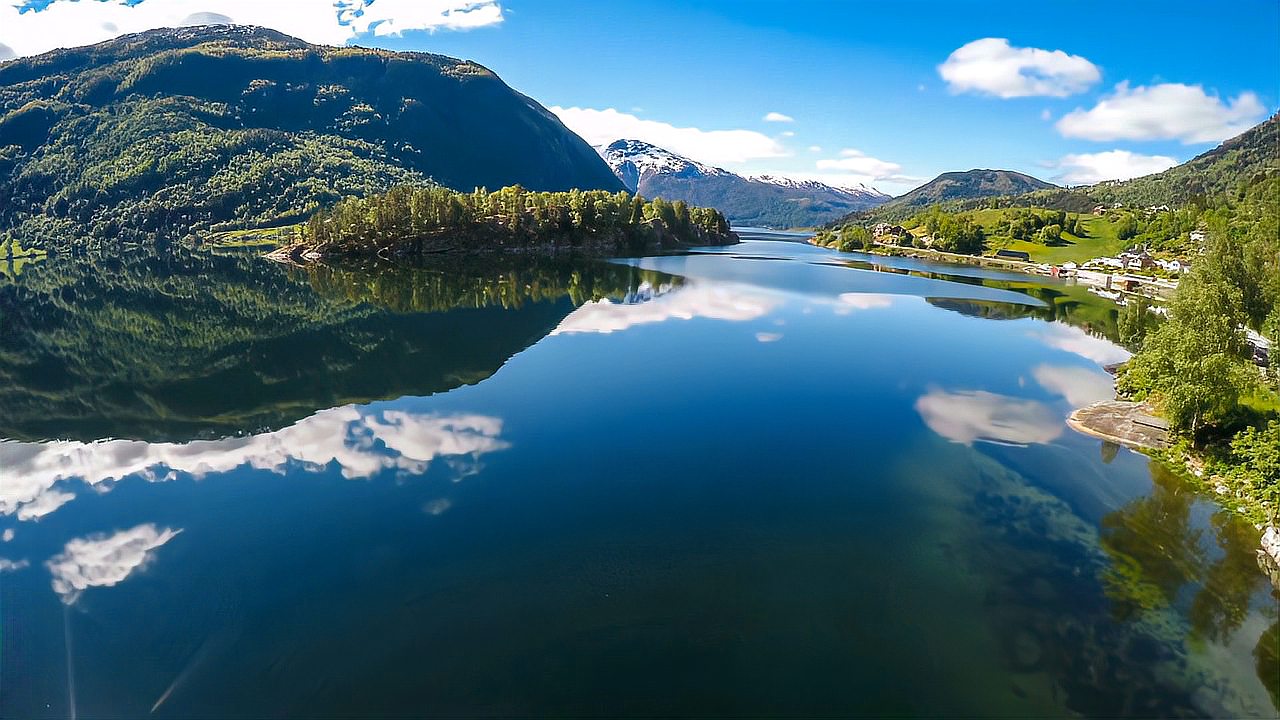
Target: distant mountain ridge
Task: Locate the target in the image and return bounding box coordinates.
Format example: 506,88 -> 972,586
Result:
831,168 -> 1059,225
600,139 -> 889,229
839,114 -> 1279,225
886,169 -> 1057,209
0,24 -> 623,247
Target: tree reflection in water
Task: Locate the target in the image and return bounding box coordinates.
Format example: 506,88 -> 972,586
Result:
1099,462 -> 1278,705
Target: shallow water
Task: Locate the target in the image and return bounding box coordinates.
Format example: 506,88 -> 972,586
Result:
1,241 -> 1276,717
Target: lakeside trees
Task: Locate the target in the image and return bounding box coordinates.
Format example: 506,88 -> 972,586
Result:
294,184 -> 735,257
1118,178 -> 1279,518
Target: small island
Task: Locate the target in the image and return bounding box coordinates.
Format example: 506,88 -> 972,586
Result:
268,184 -> 737,262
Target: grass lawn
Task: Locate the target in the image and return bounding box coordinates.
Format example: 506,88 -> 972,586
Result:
984,213 -> 1127,264
951,210 -> 1130,264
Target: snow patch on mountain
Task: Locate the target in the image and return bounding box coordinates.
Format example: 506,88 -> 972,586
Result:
600,139 -> 732,190
749,174 -> 889,199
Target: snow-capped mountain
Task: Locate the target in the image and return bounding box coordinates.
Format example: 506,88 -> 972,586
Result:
599,139 -> 889,228
601,139 -> 734,190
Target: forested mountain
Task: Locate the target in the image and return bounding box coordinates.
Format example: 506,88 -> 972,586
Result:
600,139 -> 888,228
884,169 -> 1055,212
0,25 -> 623,249
1090,113 -> 1279,207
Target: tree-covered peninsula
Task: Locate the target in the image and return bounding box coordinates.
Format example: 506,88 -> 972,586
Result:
275,184 -> 737,260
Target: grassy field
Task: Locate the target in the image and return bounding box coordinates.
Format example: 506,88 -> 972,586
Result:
905,209 -> 1129,264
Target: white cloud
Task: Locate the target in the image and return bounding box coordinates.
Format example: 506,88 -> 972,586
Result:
817,148 -> 904,178
552,282 -> 778,335
755,332 -> 783,343
0,557 -> 28,573
938,38 -> 1100,98
779,130 -> 796,138
0,406 -> 509,523
550,106 -> 788,166
1056,82 -> 1266,144
763,112 -> 794,123
46,524 -> 181,603
2,528 -> 13,542
0,0 -> 503,59
807,145 -> 822,153
803,148 -> 920,192
915,388 -> 1063,446
1051,150 -> 1179,184
1040,108 -> 1052,121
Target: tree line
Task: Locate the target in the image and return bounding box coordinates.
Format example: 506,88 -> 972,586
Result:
295,184 -> 734,256
1118,177 -> 1279,520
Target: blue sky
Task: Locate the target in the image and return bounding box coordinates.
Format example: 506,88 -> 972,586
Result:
2,0 -> 1277,194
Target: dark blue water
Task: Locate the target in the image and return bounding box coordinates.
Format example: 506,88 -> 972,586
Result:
1,241 -> 1275,717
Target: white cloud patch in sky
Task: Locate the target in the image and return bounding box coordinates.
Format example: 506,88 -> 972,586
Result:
1051,150 -> 1179,185
0,557 -> 29,573
0,0 -> 503,59
46,524 -> 181,603
1056,82 -> 1266,144
817,148 -> 903,178
551,106 -> 787,166
763,111 -> 794,123
938,38 -> 1100,98
806,148 -> 920,190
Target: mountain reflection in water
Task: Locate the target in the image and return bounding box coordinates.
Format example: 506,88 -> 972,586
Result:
0,241 -> 1274,718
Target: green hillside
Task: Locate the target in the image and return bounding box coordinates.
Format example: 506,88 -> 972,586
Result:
0,25 -> 623,250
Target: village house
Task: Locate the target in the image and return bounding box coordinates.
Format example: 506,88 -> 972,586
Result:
1157,258 -> 1190,274
1118,247 -> 1156,270
872,223 -> 908,240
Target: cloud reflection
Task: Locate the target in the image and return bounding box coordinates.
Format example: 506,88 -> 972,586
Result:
1030,324 -> 1130,365
1032,364 -> 1115,408
1,407 -> 509,523
835,292 -> 895,311
916,387 -> 1063,446
46,524 -> 180,603
551,283 -> 778,335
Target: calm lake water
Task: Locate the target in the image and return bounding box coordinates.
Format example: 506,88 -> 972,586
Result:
1,240 -> 1277,718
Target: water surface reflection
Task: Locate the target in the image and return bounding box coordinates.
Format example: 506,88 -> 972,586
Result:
1,241 -> 1274,717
